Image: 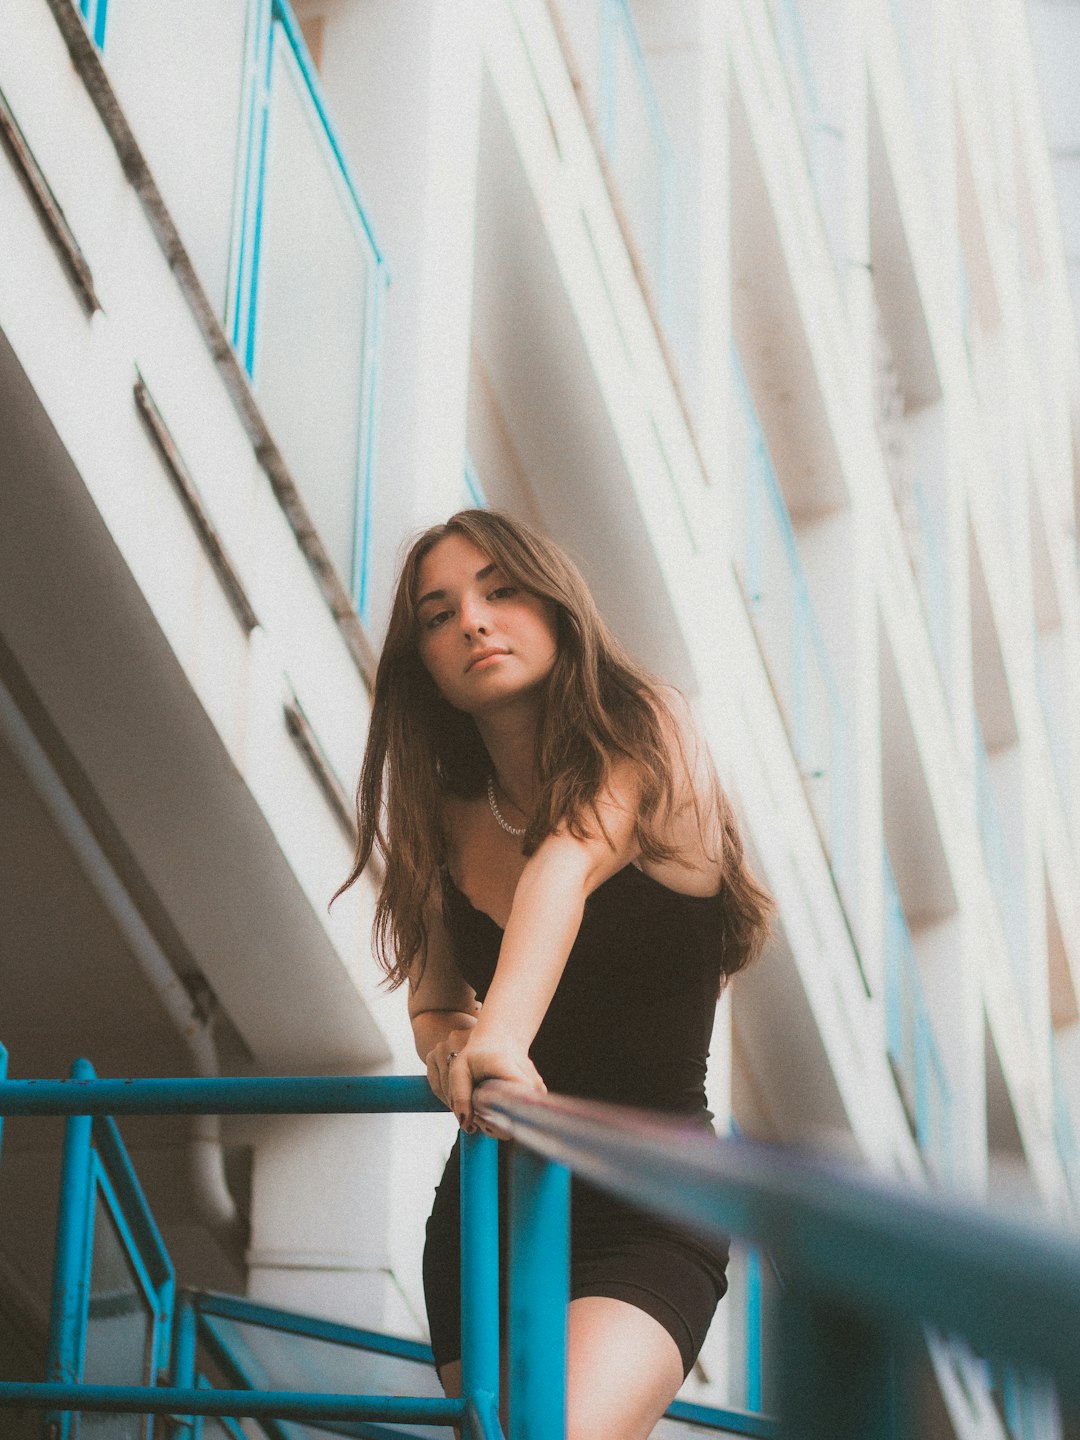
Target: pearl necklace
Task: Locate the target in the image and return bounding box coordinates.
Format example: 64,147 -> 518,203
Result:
486,775 -> 527,838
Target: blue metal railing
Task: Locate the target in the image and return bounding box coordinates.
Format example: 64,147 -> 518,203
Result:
992,1360 -> 1054,1440
3,1070 -> 1080,1435
732,348 -> 859,928
596,0 -> 676,324
0,1062 -> 773,1439
745,1244 -> 765,1412
182,1289 -> 448,1440
972,717 -> 1029,1012
883,850 -> 953,1181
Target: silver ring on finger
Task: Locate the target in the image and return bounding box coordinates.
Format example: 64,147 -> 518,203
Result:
448,1051 -> 460,1060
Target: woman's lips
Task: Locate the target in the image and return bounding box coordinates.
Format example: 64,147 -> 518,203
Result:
466,650 -> 508,672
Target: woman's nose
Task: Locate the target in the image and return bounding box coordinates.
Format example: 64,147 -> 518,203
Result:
459,597 -> 490,637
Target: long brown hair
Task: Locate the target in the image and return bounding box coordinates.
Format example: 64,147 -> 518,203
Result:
335,510 -> 773,989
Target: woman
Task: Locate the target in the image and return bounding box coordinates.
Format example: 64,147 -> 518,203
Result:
337,509 -> 773,1438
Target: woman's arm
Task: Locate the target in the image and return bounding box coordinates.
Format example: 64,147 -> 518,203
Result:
448,761 -> 642,1131
407,891 -> 482,1110
407,885 -> 546,1114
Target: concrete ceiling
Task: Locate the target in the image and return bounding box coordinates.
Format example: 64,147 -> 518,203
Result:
0,732 -> 197,1084
0,325 -> 387,1076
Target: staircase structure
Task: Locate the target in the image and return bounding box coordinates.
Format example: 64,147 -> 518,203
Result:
1,1053 -> 1079,1438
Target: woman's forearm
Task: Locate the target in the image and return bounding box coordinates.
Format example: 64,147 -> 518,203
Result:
411,1009 -> 477,1064
470,853 -> 588,1052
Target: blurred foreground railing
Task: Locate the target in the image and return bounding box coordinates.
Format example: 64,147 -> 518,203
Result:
2,1061 -> 1080,1437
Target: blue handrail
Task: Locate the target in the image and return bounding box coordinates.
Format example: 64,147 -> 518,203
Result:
3,1069 -> 1080,1434
475,1085 -> 1080,1410
0,1065 -> 767,1436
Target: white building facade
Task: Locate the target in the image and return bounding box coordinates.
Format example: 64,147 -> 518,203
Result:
0,0 -> 1078,1434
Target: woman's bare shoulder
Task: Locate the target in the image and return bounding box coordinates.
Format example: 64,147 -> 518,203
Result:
644,685 -> 724,893
654,685 -> 710,784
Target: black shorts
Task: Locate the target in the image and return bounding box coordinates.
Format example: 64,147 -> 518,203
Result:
421,1136 -> 729,1380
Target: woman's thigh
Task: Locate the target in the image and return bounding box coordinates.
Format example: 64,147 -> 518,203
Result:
566,1295 -> 684,1440
436,1295 -> 684,1440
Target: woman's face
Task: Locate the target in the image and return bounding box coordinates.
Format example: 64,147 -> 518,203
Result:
414,533 -> 559,716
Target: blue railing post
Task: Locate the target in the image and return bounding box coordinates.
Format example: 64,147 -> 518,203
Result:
45,1057 -> 97,1440
461,1129 -> 501,1432
0,1043 -> 7,1157
171,1290 -> 198,1437
508,1147 -> 570,1440
746,1245 -> 764,1413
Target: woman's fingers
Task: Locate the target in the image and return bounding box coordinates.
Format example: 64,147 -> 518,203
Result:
425,1054 -> 442,1106
426,1047 -> 455,1109
448,1051 -> 474,1130
447,1046 -> 549,1132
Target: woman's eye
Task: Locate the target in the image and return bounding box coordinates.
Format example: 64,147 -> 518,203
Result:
425,610 -> 452,630
490,586 -> 518,600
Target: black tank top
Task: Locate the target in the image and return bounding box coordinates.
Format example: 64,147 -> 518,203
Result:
441,864 -> 727,1114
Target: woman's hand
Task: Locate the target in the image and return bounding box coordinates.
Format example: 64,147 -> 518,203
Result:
424,1027 -> 477,1112
443,1034 -> 546,1134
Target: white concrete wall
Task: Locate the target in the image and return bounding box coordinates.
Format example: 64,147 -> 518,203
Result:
2,0 -> 1080,1426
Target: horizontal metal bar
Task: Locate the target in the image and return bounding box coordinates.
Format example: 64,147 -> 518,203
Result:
466,1389 -> 505,1440
7,1065 -> 1080,1405
190,1289 -> 435,1363
474,1084 -> 1080,1400
665,1398 -> 777,1437
0,1383 -> 463,1423
0,1075 -> 444,1116
262,1418 -> 442,1440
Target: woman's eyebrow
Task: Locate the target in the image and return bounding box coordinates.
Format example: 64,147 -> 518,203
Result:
416,563 -> 499,610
